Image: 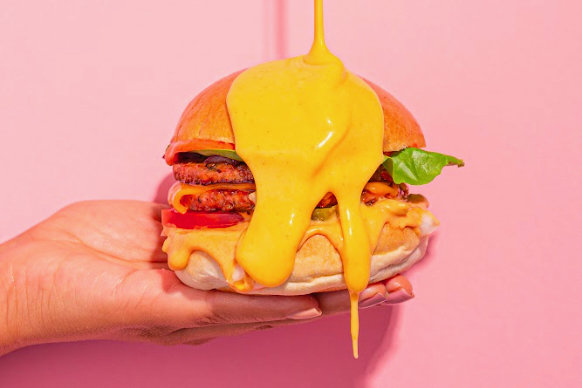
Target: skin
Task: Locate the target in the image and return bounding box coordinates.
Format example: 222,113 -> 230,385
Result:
0,201 -> 414,356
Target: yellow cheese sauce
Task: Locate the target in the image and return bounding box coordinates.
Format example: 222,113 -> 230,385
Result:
225,0 -> 384,358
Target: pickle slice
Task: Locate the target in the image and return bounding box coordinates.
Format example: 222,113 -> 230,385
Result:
194,149 -> 244,162
311,205 -> 337,221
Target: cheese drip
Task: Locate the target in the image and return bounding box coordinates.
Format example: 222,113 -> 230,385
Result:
225,0 -> 384,358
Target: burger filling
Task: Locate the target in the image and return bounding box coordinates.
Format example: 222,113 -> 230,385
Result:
171,152 -> 408,217
164,147 -> 462,229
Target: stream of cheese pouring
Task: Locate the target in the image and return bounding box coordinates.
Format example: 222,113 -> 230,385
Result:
226,0 -> 385,358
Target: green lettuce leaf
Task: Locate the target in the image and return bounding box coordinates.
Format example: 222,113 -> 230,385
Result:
193,149 -> 244,162
382,148 -> 464,185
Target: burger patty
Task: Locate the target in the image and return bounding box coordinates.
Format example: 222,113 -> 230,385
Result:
183,190 -> 255,212
174,155 -> 395,186
174,154 -> 407,212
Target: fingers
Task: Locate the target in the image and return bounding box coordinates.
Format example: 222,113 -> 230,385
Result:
196,289 -> 322,325
314,283 -> 381,316
314,274 -> 415,315
383,274 -> 415,304
117,270 -> 413,347
120,269 -> 321,328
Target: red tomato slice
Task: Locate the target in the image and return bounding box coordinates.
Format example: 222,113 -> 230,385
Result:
161,209 -> 243,229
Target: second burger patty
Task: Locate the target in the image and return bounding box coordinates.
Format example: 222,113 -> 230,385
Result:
173,153 -> 406,212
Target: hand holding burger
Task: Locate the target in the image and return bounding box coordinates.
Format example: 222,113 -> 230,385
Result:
0,200 -> 413,356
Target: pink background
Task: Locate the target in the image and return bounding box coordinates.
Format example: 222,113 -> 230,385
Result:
1,0 -> 581,386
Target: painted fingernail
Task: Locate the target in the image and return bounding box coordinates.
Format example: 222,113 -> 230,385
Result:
385,288 -> 415,304
359,292 -> 388,309
287,307 -> 322,320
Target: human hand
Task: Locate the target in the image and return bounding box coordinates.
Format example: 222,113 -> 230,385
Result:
0,201 -> 414,355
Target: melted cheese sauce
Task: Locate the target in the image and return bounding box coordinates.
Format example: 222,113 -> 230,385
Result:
225,0 -> 384,358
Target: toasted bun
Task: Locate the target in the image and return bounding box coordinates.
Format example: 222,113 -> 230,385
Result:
173,222 -> 433,295
165,70 -> 425,164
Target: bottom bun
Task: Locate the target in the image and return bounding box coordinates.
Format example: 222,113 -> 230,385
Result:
175,223 -> 432,295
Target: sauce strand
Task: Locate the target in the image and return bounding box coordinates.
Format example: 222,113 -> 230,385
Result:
306,0 -> 331,64
350,291 -> 360,359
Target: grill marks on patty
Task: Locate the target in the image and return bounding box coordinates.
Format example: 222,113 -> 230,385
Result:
173,154 -> 406,213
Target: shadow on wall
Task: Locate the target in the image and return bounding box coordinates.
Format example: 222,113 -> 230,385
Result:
153,173 -> 175,204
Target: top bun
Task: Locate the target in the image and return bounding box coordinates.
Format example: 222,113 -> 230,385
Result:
165,70 -> 425,164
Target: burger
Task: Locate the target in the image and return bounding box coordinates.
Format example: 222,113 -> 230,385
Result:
160,0 -> 464,359
161,70 -> 463,295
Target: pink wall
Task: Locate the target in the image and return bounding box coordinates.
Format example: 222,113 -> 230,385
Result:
1,0 -> 581,386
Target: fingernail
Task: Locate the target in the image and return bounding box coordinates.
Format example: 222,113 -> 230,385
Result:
359,292 -> 388,309
287,307 -> 322,320
386,288 -> 415,304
